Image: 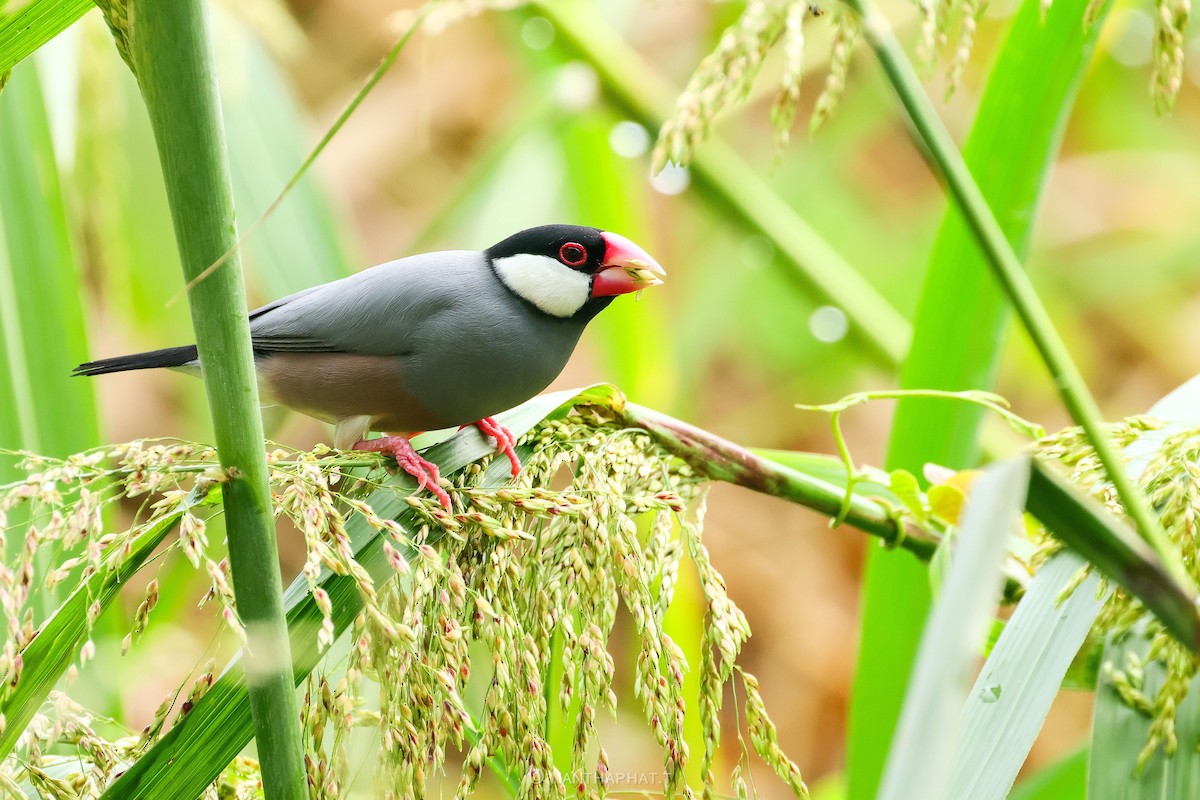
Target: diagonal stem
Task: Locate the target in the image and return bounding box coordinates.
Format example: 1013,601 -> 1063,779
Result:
122,0 -> 305,795
617,402 -> 1200,649
844,0 -> 1195,595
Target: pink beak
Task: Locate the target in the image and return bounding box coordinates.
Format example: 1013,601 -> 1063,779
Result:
590,232 -> 667,298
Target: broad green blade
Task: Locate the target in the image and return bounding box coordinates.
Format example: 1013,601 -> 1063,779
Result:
878,458 -> 1028,800
73,48 -> 190,333
0,0 -> 91,74
0,58 -> 99,622
508,6 -> 673,408
1008,747 -> 1087,800
0,62 -> 97,460
102,387 -> 620,800
847,0 -> 1112,793
0,486 -> 211,760
942,553 -> 1102,800
71,37 -> 213,443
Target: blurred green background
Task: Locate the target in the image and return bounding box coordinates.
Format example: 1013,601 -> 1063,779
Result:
4,0 -> 1200,793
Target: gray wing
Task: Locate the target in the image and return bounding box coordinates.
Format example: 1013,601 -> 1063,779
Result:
249,251 -> 480,356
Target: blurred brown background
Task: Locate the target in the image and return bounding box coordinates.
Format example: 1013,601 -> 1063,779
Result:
50,0 -> 1200,793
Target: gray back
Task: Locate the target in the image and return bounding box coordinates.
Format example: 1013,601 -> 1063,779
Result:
249,250 -> 591,421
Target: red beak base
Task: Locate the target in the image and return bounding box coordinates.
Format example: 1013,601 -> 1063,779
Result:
590,232 -> 667,298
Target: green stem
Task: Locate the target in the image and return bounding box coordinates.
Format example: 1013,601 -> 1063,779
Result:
619,402 -> 1200,646
533,0 -> 910,368
846,0 -> 1194,594
827,409 -> 856,525
622,403 -> 936,558
123,0 -> 304,796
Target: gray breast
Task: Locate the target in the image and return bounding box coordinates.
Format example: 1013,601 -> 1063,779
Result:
399,269 -> 588,425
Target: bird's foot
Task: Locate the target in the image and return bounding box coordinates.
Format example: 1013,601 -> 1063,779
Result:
353,435 -> 451,510
472,417 -> 522,477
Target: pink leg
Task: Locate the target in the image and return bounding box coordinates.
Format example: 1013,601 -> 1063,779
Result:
353,435 -> 451,510
472,417 -> 522,477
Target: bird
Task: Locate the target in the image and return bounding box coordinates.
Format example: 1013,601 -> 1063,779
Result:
74,224 -> 666,509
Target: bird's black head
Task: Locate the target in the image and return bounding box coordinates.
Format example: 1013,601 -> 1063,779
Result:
485,224 -> 665,320
486,225 -> 608,275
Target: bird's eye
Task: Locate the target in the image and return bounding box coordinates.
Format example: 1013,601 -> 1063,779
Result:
559,242 -> 588,267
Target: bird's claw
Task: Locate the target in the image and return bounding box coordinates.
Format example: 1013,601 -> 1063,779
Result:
472,417 -> 522,477
353,435 -> 451,510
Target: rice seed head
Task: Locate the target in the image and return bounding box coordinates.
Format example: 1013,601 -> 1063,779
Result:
1151,0 -> 1190,114
3,413 -> 808,797
1031,417 -> 1200,761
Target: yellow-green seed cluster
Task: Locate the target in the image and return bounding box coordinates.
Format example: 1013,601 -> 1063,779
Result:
0,687 -> 259,799
1151,0 -> 1190,114
0,411 -> 809,798
309,417 -> 807,799
655,0 -> 787,168
1032,417 -> 1200,767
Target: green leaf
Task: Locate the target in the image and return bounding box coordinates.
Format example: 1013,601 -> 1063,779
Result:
878,457 -> 1028,800
856,0 -> 1187,588
0,0 -> 91,75
847,0 -> 1114,791
942,553 -> 1103,800
557,111 -> 674,408
0,62 -> 100,621
101,387 -> 621,800
1008,747 -> 1087,800
888,469 -> 926,521
73,53 -> 189,328
0,62 -> 98,462
927,483 -> 966,526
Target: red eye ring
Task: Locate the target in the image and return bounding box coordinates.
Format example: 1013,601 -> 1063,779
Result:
559,242 -> 588,267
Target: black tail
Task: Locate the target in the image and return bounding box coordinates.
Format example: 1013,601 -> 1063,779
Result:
73,345 -> 199,377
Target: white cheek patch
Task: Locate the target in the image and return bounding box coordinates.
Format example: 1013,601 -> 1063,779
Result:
494,253 -> 591,318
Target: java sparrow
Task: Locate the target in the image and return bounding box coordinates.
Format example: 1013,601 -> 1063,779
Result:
74,225 -> 666,509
